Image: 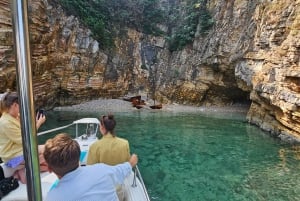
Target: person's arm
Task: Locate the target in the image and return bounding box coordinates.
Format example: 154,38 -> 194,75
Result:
119,140 -> 131,162
110,154 -> 138,185
126,141 -> 131,161
4,122 -> 22,144
87,144 -> 99,165
36,114 -> 46,130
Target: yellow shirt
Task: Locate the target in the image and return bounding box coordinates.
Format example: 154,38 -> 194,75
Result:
0,112 -> 23,162
87,133 -> 130,165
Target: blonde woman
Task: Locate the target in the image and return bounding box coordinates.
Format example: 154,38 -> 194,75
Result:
0,91 -> 47,183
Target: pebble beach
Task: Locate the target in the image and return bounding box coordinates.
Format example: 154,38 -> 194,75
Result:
53,98 -> 250,116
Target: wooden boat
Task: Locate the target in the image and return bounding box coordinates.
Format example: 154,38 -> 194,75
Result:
123,95 -> 141,102
132,99 -> 146,109
134,105 -> 144,109
150,104 -> 162,109
2,118 -> 150,201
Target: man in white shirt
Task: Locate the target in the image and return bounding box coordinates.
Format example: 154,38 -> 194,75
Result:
43,133 -> 138,201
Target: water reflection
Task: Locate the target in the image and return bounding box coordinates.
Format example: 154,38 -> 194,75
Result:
278,145 -> 300,171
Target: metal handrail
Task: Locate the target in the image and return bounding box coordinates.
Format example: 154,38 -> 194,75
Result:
132,165 -> 151,201
131,167 -> 137,187
37,123 -> 74,136
37,118 -> 100,137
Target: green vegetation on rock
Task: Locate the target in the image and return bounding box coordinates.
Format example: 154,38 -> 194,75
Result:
168,0 -> 214,51
58,0 -> 213,51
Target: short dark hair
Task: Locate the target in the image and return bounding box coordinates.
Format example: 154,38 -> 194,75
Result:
43,133 -> 80,177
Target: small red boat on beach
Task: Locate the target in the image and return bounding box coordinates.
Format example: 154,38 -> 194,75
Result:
123,95 -> 141,102
150,104 -> 162,109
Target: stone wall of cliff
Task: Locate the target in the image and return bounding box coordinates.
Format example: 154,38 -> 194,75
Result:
0,0 -> 299,142
239,1 -> 300,143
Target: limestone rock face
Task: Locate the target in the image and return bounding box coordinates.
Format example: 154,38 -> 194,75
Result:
0,0 -> 15,91
237,1 -> 300,143
0,0 -> 299,142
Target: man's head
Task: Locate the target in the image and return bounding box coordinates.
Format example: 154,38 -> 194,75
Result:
43,133 -> 80,177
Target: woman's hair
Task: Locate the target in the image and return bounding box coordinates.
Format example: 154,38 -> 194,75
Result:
0,91 -> 18,116
100,114 -> 116,136
43,133 -> 80,177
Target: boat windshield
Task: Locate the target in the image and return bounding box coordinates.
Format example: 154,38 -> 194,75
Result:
74,118 -> 100,138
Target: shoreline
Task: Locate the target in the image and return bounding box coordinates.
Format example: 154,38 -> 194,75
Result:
53,98 -> 250,115
53,98 -> 300,145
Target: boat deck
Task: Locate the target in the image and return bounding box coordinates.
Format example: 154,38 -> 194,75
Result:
2,171 -> 148,201
2,172 -> 57,201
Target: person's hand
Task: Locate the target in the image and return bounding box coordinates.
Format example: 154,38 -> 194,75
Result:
129,154 -> 138,167
36,114 -> 46,129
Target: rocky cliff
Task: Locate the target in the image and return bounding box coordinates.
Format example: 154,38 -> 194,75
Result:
237,1 -> 300,143
0,0 -> 299,143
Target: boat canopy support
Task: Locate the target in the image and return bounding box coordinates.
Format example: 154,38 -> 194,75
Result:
37,123 -> 74,136
11,0 -> 43,200
37,118 -> 100,136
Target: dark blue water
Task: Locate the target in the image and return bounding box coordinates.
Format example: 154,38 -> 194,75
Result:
39,109 -> 300,201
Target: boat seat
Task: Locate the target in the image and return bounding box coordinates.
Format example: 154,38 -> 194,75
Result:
2,172 -> 57,201
1,162 -> 58,201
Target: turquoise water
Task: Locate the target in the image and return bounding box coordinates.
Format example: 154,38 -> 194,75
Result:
39,109 -> 300,201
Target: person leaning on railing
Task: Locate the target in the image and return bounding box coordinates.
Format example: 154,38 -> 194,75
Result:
0,91 -> 48,183
43,133 -> 138,201
87,114 -> 131,201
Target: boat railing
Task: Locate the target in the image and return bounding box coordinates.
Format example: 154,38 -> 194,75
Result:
37,118 -> 100,136
37,123 -> 74,136
132,165 -> 151,201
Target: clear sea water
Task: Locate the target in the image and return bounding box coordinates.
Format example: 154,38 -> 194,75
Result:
38,109 -> 300,201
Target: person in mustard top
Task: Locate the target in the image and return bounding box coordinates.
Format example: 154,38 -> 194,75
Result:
0,91 -> 47,183
87,114 -> 131,201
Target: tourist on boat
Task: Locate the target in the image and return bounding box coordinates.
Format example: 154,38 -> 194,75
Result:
0,91 -> 47,183
43,133 -> 138,201
87,114 -> 131,201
